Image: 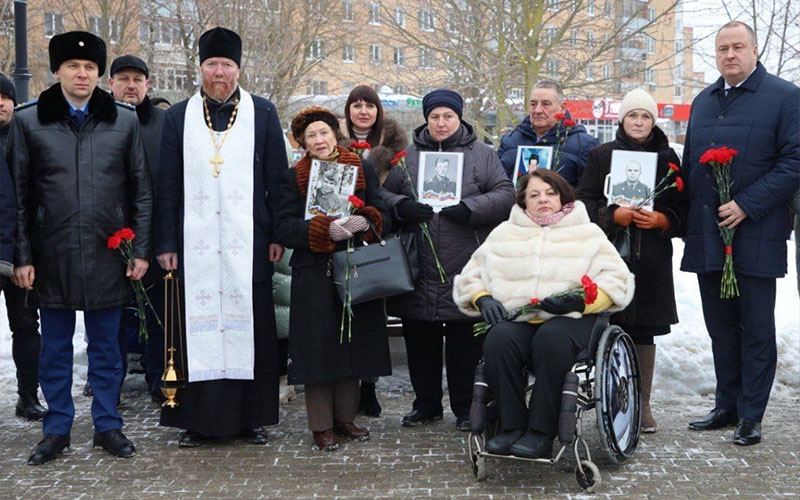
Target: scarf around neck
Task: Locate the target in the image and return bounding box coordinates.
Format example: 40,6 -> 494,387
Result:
525,202 -> 575,226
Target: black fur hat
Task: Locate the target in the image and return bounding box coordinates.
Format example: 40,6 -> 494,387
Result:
49,31 -> 107,76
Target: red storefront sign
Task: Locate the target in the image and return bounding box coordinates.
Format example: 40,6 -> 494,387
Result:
564,99 -> 691,122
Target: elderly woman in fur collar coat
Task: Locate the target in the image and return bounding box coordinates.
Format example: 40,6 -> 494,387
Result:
453,170 -> 634,459
274,106 -> 391,452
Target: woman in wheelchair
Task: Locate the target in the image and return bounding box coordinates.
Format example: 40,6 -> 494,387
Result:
453,170 -> 634,459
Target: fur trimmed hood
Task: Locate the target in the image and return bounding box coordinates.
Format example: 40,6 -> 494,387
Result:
340,116 -> 408,182
36,83 -> 118,124
453,201 -> 635,320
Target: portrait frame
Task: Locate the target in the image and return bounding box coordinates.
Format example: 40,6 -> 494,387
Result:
513,145 -> 554,187
304,159 -> 359,220
417,151 -> 464,212
604,150 -> 658,210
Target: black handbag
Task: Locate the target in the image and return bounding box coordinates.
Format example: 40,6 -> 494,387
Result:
332,230 -> 416,305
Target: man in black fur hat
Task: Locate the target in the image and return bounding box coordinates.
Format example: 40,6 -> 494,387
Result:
155,27 -> 287,448
7,31 -> 152,465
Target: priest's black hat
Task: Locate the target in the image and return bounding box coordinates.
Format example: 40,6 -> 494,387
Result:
49,31 -> 107,76
198,27 -> 242,66
0,73 -> 16,105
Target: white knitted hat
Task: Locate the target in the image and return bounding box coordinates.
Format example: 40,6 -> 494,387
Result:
618,88 -> 658,123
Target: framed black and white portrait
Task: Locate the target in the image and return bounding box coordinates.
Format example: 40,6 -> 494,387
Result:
304,160 -> 359,219
604,150 -> 658,210
417,151 -> 464,212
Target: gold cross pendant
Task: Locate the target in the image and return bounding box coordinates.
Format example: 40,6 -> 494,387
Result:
210,151 -> 224,177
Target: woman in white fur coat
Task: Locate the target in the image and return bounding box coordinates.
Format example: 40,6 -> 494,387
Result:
452,170 -> 634,459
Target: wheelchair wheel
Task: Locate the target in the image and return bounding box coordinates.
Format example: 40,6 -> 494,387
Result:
576,460 -> 601,492
594,326 -> 641,464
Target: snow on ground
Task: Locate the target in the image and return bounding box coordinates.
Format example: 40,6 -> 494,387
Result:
1,239 -> 798,398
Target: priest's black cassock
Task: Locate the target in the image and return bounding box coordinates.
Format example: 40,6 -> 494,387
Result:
155,87 -> 288,436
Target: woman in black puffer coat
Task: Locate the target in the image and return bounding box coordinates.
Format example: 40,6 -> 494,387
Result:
577,88 -> 688,434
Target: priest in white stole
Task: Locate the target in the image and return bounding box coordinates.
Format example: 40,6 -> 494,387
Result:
154,27 -> 288,447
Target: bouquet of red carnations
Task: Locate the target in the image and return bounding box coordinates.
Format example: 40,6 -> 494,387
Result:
107,228 -> 161,340
473,275 -> 599,337
699,146 -> 740,298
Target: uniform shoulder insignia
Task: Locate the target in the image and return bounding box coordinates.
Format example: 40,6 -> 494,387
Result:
115,100 -> 136,110
14,99 -> 38,111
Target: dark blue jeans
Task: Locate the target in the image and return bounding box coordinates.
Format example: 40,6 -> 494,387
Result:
39,307 -> 124,435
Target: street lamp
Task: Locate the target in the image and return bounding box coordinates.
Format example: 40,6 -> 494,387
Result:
12,0 -> 31,103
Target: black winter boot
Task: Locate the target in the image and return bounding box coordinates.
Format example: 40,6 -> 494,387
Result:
16,393 -> 47,421
358,382 -> 382,417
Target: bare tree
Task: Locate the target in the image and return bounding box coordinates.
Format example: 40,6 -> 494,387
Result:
142,0 -> 345,116
378,0 -> 682,142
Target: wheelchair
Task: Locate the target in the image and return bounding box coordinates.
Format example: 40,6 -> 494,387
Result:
466,313 -> 641,492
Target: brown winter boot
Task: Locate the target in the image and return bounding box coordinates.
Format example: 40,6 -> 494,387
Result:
636,344 -> 657,433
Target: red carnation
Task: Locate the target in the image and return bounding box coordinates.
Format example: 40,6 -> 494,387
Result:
348,195 -> 365,209
668,162 -> 680,172
530,297 -> 540,305
107,235 -> 122,249
724,245 -> 733,255
563,119 -> 576,127
675,177 -> 685,191
580,275 -> 598,304
350,141 -> 371,150
117,228 -> 135,241
554,112 -> 565,121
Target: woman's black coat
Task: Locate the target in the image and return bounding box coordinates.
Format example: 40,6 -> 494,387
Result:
577,125 -> 688,330
274,150 -> 392,385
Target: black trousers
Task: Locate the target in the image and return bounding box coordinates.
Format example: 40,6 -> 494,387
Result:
697,272 -> 777,422
483,316 -> 595,435
402,320 -> 484,418
2,279 -> 41,395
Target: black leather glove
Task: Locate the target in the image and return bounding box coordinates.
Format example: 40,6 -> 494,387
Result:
396,199 -> 434,222
476,295 -> 508,326
539,294 -> 585,315
440,202 -> 472,225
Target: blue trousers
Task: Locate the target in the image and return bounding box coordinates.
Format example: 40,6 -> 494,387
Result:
697,272 -> 777,422
39,307 -> 124,435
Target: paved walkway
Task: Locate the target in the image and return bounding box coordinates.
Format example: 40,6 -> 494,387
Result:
1,373 -> 798,499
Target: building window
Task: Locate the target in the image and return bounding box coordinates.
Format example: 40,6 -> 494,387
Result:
369,3 -> 380,25
644,36 -> 655,54
545,59 -> 560,74
369,44 -> 382,64
342,81 -> 355,93
648,7 -> 656,21
604,1 -> 612,16
393,47 -> 405,66
419,47 -> 434,68
603,64 -> 612,80
544,26 -> 558,43
89,16 -> 121,43
588,0 -> 595,16
342,1 -> 353,22
545,0 -> 560,9
307,39 -> 325,60
587,31 -> 595,45
394,84 -> 406,94
44,12 -> 64,38
342,43 -> 355,62
645,69 -> 654,84
394,7 -> 405,28
419,9 -> 434,31
586,64 -> 594,80
569,61 -> 579,75
570,29 -> 578,47
306,79 -> 328,95
509,88 -> 524,101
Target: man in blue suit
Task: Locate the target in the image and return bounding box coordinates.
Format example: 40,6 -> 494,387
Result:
682,21 -> 799,445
